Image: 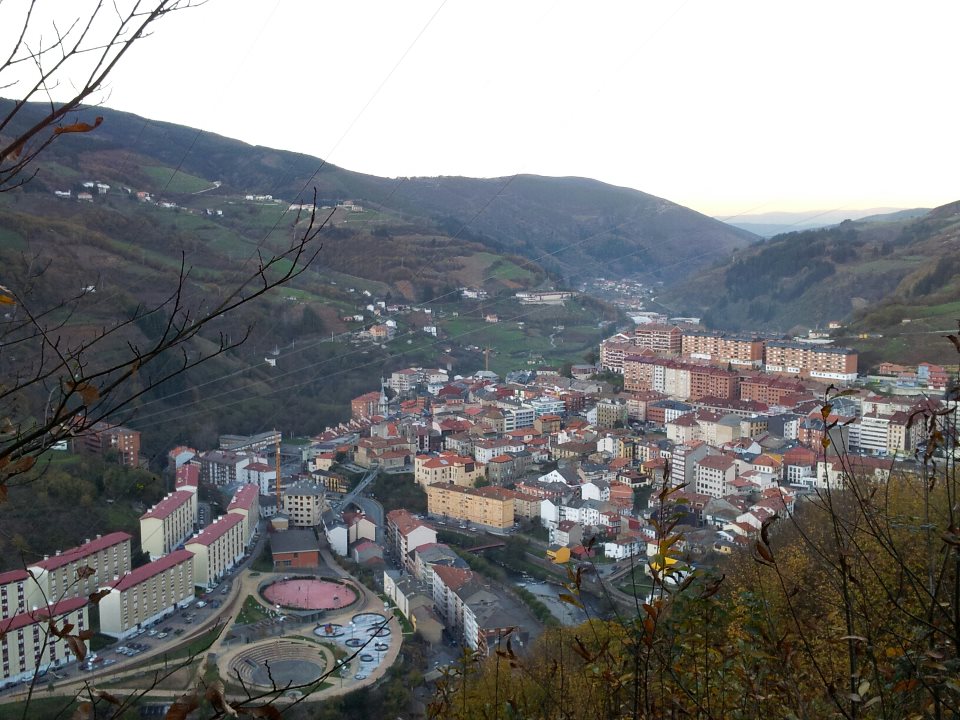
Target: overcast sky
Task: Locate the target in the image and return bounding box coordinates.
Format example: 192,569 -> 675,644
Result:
8,1 -> 960,217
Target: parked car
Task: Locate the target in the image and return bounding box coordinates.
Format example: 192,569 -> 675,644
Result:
196,601 -> 207,609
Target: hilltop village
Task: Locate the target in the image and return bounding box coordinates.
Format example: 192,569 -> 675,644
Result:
0,313 -> 954,690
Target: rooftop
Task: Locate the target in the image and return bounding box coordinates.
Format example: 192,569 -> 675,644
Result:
111,549 -> 194,592
141,491 -> 194,521
31,532 -> 132,571
186,514 -> 243,547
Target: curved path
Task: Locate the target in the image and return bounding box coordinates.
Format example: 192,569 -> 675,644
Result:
0,549 -> 401,708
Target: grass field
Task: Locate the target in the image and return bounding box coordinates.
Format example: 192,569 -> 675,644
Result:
142,165 -> 215,194
235,595 -> 270,625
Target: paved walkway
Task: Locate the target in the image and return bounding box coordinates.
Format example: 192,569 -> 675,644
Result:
0,550 -> 401,708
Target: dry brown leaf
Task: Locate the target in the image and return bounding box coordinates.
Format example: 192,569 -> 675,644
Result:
165,691 -> 200,720
71,701 -> 94,720
54,117 -> 104,135
66,634 -> 86,662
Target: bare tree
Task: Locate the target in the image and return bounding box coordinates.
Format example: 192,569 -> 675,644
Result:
0,1 -> 199,192
0,2 -> 329,501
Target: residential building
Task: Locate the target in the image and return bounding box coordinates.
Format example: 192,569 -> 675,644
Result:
386,509 -> 438,572
681,331 -> 764,368
227,484 -> 260,546
763,342 -> 858,382
218,431 -> 282,454
0,570 -> 29,620
695,455 -> 737,498
634,323 -> 682,354
237,462 -> 277,495
0,597 -> 89,684
77,422 -> 141,467
321,510 -> 349,557
739,376 -> 808,405
198,450 -> 253,487
283,480 -> 327,527
184,514 -> 245,588
595,399 -> 628,429
599,335 -> 636,373
426,483 -> 515,529
174,464 -> 200,523
26,533 -> 132,610
139,491 -> 195,560
415,453 -> 485,488
351,391 -> 382,420
98,550 -> 195,639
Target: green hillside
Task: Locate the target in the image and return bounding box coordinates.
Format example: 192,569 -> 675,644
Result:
0,99 -> 757,283
661,202 -> 960,367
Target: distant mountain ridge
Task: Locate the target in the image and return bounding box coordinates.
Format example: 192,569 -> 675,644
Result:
725,207 -> 929,238
0,99 -> 757,283
662,201 -> 960,366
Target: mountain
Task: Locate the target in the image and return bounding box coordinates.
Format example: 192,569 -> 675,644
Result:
0,100 -> 757,284
724,207 -> 923,238
662,202 -> 960,367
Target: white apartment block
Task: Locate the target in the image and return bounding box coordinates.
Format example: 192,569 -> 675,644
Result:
26,533 -> 131,610
0,597 -> 89,685
98,550 -> 195,639
185,514 -> 245,588
695,455 -> 737,498
140,490 -> 195,560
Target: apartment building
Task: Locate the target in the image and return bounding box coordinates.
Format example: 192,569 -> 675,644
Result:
599,335 -> 636,373
0,570 -> 29,620
682,331 -> 764,368
623,354 -> 657,393
184,514 -> 245,588
198,450 -> 253,486
415,453 -> 485,488
695,455 -> 737,498
174,463 -> 200,523
218,431 -> 281,454
282,480 -> 327,527
26,532 -> 132,610
688,366 -> 738,401
739,376 -> 809,405
351,391 -> 383,420
98,550 -> 195,639
595,399 -> 628,429
426,483 -> 515,529
472,438 -> 522,464
386,509 -> 438,573
227,483 -> 261,546
76,422 -> 141,467
634,323 -> 683,354
0,597 -> 89,685
763,341 -> 858,382
140,491 -> 195,560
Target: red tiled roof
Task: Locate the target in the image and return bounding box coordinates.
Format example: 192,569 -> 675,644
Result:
111,549 -> 194,592
0,568 -> 29,585
141,491 -> 194,521
175,464 -> 199,488
228,484 -> 259,512
31,532 -> 132,571
432,564 -> 474,591
0,596 -> 88,633
698,455 -> 736,471
186,514 -> 243,547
